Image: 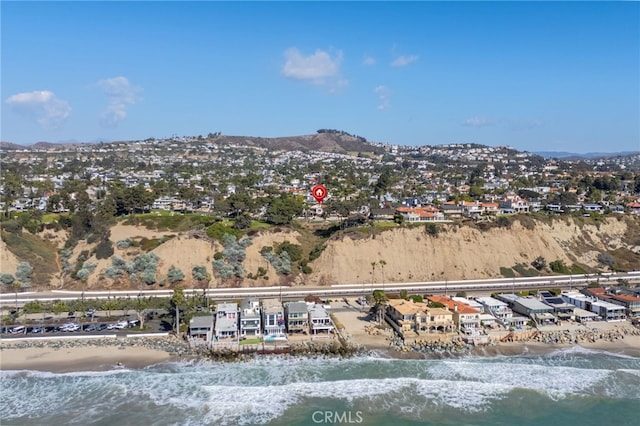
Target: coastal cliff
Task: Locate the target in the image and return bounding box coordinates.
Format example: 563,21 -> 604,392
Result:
1,215 -> 638,290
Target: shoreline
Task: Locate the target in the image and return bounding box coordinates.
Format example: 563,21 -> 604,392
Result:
2,332 -> 639,374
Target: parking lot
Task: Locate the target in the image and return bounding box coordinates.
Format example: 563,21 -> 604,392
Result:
1,310 -> 171,339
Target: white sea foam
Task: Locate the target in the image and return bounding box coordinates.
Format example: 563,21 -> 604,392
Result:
2,353 -> 639,424
197,377 -> 510,425
431,359 -> 611,400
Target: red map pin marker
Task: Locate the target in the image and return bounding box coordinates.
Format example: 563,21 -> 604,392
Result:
311,184 -> 327,203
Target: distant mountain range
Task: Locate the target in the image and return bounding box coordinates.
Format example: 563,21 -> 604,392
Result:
1,131 -> 383,155
533,151 -> 640,160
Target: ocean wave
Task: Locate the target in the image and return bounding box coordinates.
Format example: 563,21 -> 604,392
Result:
3,353 -> 639,423
196,377 -> 511,425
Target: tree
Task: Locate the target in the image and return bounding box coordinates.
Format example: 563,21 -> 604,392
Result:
170,285 -> 187,334
371,289 -> 388,324
133,296 -> 150,329
379,260 -> 387,289
265,193 -> 304,225
233,212 -> 253,230
2,171 -> 23,218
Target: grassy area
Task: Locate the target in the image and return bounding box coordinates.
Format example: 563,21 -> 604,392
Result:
42,213 -> 62,224
249,221 -> 271,230
500,267 -> 515,278
122,212 -> 217,232
372,221 -> 399,229
512,263 -> 540,277
239,337 -> 262,345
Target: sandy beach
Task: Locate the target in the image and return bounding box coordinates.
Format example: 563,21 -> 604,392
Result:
0,342 -> 174,373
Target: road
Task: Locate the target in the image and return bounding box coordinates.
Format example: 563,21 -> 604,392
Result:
2,271 -> 638,307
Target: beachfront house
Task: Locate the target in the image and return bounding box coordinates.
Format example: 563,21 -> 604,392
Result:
262,298 -> 286,338
387,299 -> 426,337
497,294 -> 556,325
308,304 -> 334,336
387,299 -> 455,337
189,315 -> 214,342
562,292 -> 627,321
214,302 -> 238,339
427,295 -> 481,333
539,293 -> 576,321
608,294 -> 640,317
285,301 -> 309,334
476,297 -> 513,323
239,299 -> 261,337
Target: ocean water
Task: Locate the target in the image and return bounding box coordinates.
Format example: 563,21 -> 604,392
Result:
2,347 -> 640,426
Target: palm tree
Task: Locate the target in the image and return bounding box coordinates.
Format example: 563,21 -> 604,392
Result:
379,260 -> 387,291
370,261 -> 377,293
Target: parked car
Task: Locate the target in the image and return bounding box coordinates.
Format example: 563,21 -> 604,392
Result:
114,321 -> 129,329
60,323 -> 80,332
29,326 -> 43,334
84,324 -> 98,332
128,320 -> 140,328
96,324 -> 108,331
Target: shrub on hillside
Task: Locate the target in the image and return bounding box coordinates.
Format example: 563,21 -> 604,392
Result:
167,265 -> 185,283
0,273 -> 15,287
116,238 -> 133,249
16,261 -> 33,287
549,260 -> 569,274
95,238 -> 114,259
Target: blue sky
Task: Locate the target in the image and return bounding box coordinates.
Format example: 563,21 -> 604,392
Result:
2,1 -> 639,153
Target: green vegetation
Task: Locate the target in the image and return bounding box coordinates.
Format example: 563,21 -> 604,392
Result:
212,234 -> 252,279
1,230 -> 57,288
549,260 -> 570,274
500,267 -> 516,278
123,212 -> 217,232
513,263 -> 540,277
206,221 -> 241,241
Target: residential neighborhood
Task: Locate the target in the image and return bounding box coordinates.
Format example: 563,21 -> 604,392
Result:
188,298 -> 334,348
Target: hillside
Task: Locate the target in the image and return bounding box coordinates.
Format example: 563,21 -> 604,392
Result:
1,216 -> 639,291
1,131 -> 382,155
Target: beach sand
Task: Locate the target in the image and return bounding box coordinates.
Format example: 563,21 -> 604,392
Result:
0,344 -> 173,373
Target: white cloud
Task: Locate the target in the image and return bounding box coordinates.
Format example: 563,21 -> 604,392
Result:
374,85 -> 390,110
363,56 -> 376,66
5,90 -> 71,128
282,47 -> 344,87
97,76 -> 142,127
463,116 -> 495,128
391,54 -> 419,67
